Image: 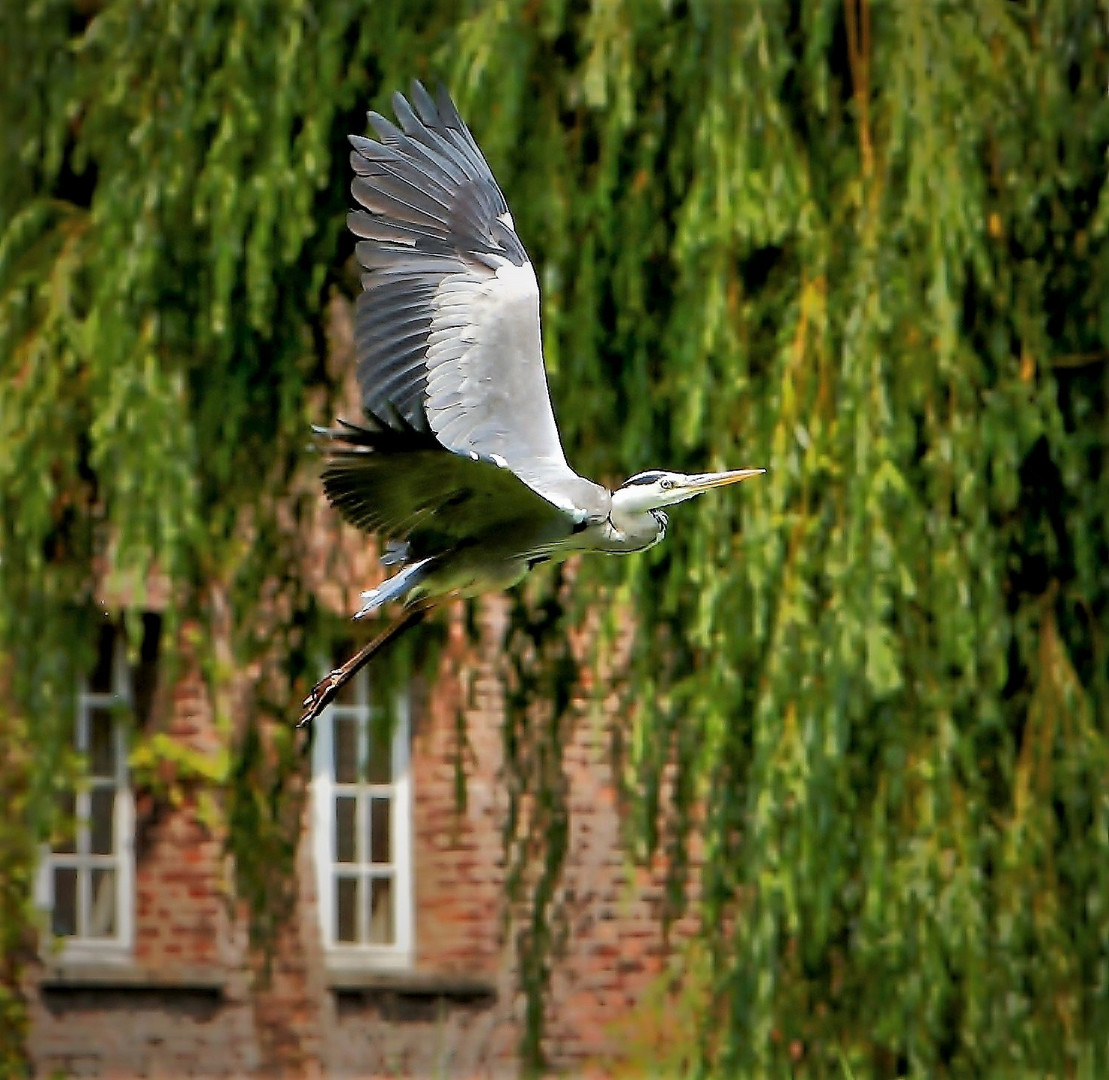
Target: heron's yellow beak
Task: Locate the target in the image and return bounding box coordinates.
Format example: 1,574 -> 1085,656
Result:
680,468 -> 766,493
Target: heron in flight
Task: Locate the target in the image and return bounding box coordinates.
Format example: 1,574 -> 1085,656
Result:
299,83 -> 763,726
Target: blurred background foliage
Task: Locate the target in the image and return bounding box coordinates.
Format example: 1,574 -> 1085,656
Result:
2,0 -> 1108,1075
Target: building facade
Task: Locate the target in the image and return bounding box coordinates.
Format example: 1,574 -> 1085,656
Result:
24,589 -> 696,1078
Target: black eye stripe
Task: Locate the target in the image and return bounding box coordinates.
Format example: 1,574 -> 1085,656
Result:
622,472 -> 664,487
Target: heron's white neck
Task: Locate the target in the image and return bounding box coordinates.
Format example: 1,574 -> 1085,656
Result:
610,483 -> 668,516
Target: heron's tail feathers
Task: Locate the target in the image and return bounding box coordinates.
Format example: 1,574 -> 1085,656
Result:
354,557 -> 434,620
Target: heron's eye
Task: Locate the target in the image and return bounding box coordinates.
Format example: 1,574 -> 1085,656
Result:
660,478 -> 674,490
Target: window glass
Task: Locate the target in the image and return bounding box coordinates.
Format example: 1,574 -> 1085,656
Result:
88,708 -> 115,777
51,868 -> 78,937
334,797 -> 357,863
89,788 -> 115,855
365,717 -> 392,784
335,876 -> 358,943
368,878 -> 394,945
369,798 -> 391,864
333,717 -> 358,784
88,869 -> 117,937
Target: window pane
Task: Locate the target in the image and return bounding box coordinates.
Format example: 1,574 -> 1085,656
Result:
334,797 -> 356,863
365,716 -> 392,784
89,625 -> 116,693
369,798 -> 391,864
333,717 -> 357,784
52,867 -> 78,937
54,791 -> 77,854
89,787 -> 116,855
335,876 -> 359,943
88,708 -> 115,778
88,868 -> 116,937
368,877 -> 394,945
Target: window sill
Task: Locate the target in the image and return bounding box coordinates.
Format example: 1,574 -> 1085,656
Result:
327,967 -> 497,1003
37,961 -> 227,995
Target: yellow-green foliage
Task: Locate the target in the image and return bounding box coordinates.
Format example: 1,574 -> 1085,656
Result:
2,1 -> 1107,1076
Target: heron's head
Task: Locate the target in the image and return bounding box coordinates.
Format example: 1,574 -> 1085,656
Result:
611,467 -> 765,514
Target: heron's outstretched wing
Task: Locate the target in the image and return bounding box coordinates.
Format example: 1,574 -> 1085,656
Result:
347,81 -> 608,522
317,419 -> 579,558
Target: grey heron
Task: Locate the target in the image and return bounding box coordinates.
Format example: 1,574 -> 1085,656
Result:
298,83 -> 763,726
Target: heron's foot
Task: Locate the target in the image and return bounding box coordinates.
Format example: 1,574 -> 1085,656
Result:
297,668 -> 344,728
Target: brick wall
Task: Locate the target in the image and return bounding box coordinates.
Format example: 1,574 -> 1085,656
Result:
544,708 -> 703,1072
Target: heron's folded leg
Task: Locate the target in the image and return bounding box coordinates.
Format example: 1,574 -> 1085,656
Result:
297,604 -> 431,727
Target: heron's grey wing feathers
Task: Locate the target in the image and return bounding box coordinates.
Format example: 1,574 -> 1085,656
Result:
352,277 -> 436,429
348,82 -> 609,523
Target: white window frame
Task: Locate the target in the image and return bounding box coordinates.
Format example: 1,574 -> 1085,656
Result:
36,633 -> 135,964
311,663 -> 413,971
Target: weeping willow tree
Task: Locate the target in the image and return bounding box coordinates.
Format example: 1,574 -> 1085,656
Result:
2,0 -> 1108,1075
